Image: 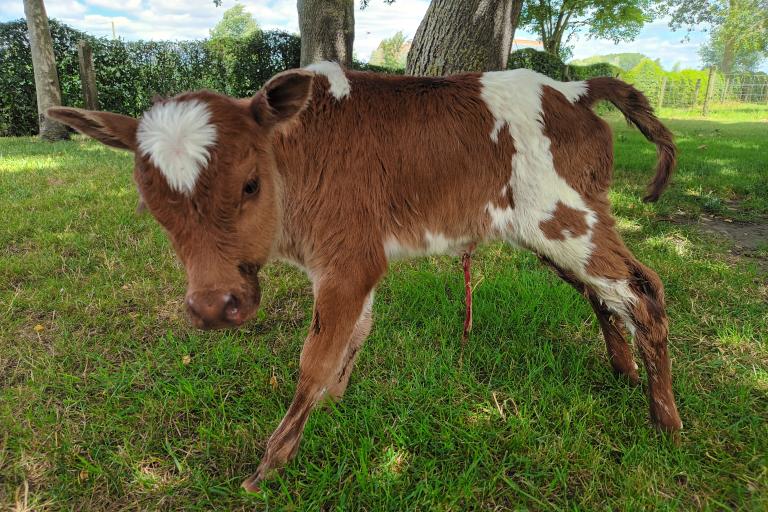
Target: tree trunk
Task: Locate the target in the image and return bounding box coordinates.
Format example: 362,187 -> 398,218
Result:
720,37 -> 735,74
297,0 -> 354,67
543,38 -> 559,56
23,0 -> 68,141
406,0 -> 521,76
510,0 -> 523,44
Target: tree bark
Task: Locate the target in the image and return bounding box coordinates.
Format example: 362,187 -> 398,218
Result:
510,0 -> 523,47
297,0 -> 354,67
23,0 -> 68,141
406,0 -> 522,76
720,38 -> 735,74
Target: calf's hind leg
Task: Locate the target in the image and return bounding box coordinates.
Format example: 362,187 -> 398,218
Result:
532,226 -> 682,432
539,256 -> 640,385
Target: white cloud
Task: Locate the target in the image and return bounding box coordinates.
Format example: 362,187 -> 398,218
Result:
0,2 -> 24,19
241,1 -> 298,32
355,0 -> 430,60
84,0 -> 143,12
47,0 -> 88,18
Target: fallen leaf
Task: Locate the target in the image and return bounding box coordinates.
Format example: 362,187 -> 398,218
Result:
270,374 -> 278,391
78,470 -> 89,482
33,324 -> 44,333
182,355 -> 191,365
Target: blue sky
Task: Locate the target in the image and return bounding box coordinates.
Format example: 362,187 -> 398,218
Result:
1,0 -> 760,71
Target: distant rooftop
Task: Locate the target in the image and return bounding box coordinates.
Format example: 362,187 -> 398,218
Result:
512,39 -> 543,50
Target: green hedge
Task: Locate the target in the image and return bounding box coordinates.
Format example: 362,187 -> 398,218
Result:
351,61 -> 404,74
507,49 -> 620,82
567,62 -> 621,80
0,19 -> 300,136
506,52 -> 768,108
619,58 -> 768,107
508,48 -> 568,80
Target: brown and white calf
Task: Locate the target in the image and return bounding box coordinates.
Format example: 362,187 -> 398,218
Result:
48,62 -> 682,491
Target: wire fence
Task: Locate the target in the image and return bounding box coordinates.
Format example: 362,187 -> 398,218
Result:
628,70 -> 768,115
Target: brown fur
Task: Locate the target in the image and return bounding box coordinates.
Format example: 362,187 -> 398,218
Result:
46,66 -> 682,491
539,256 -> 640,384
579,77 -> 677,202
541,85 -> 681,431
540,201 -> 590,241
272,72 -> 517,265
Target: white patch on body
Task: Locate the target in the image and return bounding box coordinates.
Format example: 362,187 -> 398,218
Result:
360,292 -> 374,321
479,69 -> 637,330
306,61 -> 350,100
384,231 -> 470,261
424,231 -> 470,255
137,100 -> 217,195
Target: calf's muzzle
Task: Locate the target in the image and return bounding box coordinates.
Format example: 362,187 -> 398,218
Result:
186,290 -> 245,329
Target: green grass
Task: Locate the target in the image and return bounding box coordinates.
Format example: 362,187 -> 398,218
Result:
658,103 -> 768,123
1,111 -> 766,510
623,103 -> 768,221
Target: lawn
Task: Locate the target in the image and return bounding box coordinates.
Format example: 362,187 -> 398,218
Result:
1,107 -> 766,510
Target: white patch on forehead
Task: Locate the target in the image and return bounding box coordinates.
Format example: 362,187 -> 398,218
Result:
306,61 -> 350,100
136,100 -> 217,195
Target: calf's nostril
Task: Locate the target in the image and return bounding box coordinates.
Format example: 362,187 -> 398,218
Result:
224,294 -> 241,320
186,296 -> 199,316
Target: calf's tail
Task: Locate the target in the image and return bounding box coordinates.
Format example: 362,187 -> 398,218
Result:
579,77 -> 676,202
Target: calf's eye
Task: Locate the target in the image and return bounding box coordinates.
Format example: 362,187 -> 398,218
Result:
243,178 -> 260,198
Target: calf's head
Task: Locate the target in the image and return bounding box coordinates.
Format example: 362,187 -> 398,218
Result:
48,70 -> 314,329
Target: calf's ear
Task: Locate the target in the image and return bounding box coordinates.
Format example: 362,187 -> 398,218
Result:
46,107 -> 138,151
250,69 -> 314,129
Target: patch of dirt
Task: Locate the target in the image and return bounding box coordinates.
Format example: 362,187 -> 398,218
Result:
662,212 -> 768,272
697,215 -> 768,252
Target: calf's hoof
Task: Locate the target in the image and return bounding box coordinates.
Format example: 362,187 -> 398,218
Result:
241,442 -> 299,493
241,460 -> 282,493
651,398 -> 683,433
241,469 -> 267,493
618,365 -> 641,386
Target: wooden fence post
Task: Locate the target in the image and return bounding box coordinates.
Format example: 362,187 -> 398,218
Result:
702,67 -> 715,116
693,78 -> 701,106
77,39 -> 99,110
658,76 -> 667,109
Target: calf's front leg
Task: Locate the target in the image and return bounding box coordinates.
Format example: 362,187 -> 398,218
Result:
242,274 -> 379,492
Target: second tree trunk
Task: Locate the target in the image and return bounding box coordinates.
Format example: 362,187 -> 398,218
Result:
297,0 -> 355,67
406,0 -> 522,76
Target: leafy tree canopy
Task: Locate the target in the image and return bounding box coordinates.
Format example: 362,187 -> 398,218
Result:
520,0 -> 656,60
369,31 -> 407,69
569,52 -> 648,70
359,0 -> 396,7
210,4 -> 260,39
695,0 -> 768,72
